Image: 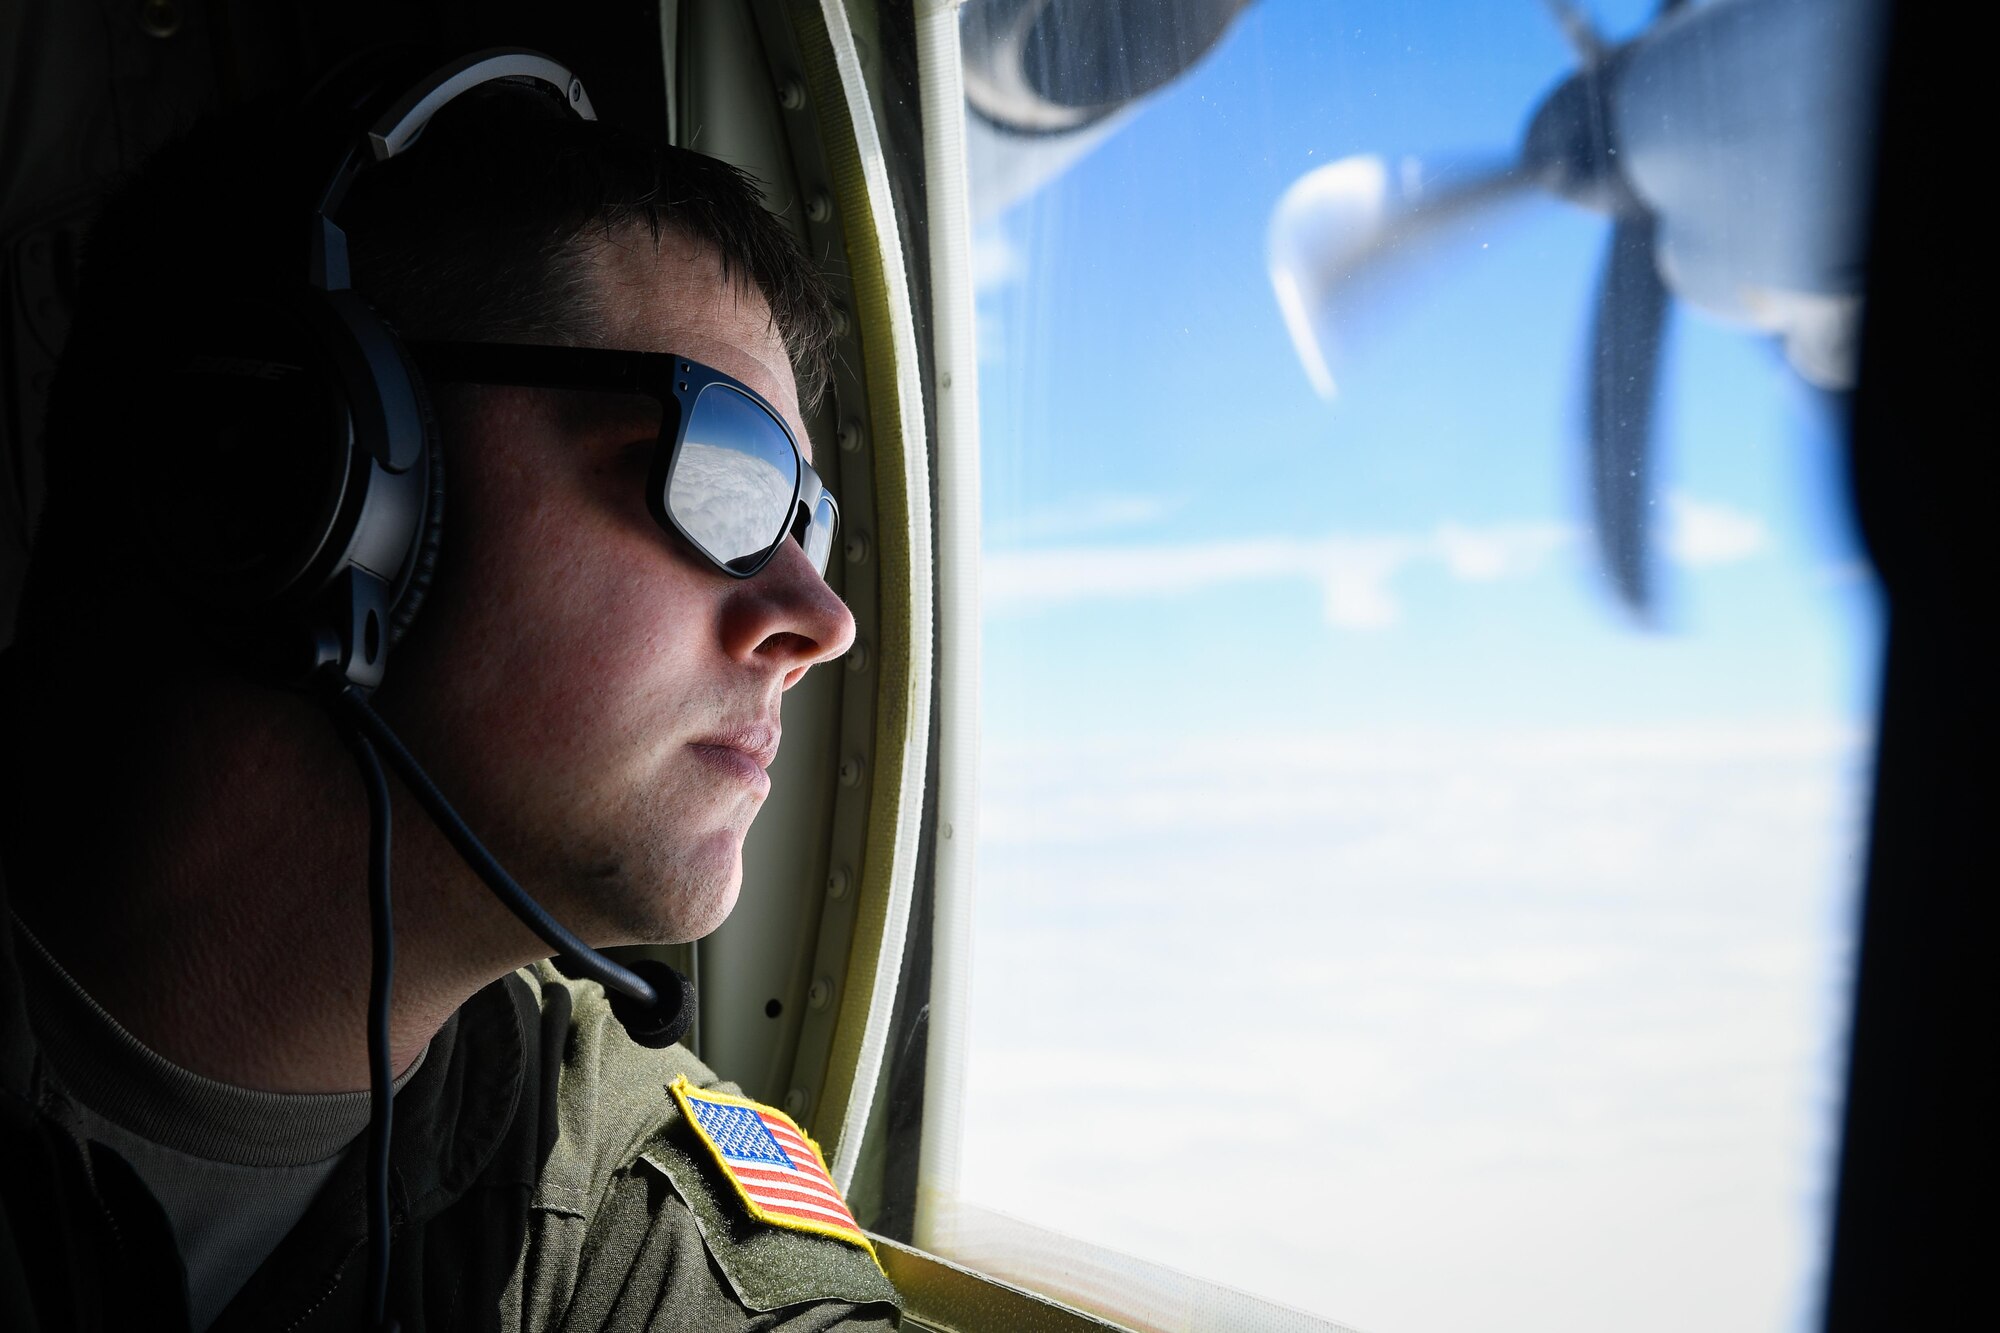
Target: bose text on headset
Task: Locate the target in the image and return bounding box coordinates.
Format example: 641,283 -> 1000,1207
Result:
0,48 -> 883,1333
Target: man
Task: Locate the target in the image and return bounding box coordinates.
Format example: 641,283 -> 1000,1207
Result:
0,58 -> 898,1332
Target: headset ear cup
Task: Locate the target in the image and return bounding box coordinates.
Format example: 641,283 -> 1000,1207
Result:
386,353 -> 443,649
144,299 -> 356,613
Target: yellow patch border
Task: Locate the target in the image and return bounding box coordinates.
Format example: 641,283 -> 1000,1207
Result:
668,1077 -> 879,1261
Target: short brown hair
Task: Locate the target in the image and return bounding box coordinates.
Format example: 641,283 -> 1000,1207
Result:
340,84 -> 838,406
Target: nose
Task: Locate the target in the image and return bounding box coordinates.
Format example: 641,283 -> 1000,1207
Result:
719,534 -> 857,689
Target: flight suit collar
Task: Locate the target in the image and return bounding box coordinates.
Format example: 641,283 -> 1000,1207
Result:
0,850 -> 537,1332
205,971 -> 534,1332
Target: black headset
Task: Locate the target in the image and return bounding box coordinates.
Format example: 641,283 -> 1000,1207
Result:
155,50 -> 697,1330
156,49 -> 589,692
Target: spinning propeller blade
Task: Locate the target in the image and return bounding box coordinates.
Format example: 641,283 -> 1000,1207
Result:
1587,213 -> 1670,615
1268,156 -> 1527,399
1575,0 -> 1683,615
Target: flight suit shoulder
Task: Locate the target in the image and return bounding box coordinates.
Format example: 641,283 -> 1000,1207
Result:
517,963 -> 900,1328
520,961 -> 716,1215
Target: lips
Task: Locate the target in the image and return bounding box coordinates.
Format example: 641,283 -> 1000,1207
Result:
687,722 -> 781,793
690,723 -> 781,769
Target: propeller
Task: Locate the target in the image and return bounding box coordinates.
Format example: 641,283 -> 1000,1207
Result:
1524,0 -> 1686,615
1268,154 -> 1532,399
1269,0 -> 1693,615
1588,213 -> 1670,612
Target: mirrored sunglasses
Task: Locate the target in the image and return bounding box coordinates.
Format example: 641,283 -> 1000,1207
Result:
406,340 -> 838,580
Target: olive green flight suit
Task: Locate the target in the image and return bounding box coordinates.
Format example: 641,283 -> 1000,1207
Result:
0,928 -> 902,1331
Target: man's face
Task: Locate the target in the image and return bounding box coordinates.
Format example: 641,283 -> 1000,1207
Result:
384,228 -> 855,946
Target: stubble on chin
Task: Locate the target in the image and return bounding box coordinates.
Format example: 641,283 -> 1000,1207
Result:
521,790 -> 750,948
561,853 -> 742,947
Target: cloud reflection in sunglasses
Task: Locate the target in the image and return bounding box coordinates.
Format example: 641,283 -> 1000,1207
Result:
668,439 -> 799,567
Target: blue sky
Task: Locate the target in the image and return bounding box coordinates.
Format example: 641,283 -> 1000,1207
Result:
951,3 -> 1884,1331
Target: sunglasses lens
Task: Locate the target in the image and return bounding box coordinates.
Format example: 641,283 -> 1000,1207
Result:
669,385 -> 800,572
802,493 -> 838,577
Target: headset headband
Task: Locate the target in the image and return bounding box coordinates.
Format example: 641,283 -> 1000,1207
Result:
311,49 -> 598,293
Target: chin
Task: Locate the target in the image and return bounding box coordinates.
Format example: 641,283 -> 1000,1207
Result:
586,831 -> 743,947
665,832 -> 744,940
679,874 -> 742,941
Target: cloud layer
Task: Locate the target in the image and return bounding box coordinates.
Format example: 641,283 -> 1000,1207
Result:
985,519 -> 1578,628
984,495 -> 1774,628
955,721 -> 1872,1333
1665,490 -> 1771,566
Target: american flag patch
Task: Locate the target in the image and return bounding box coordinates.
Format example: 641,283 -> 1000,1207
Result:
668,1077 -> 874,1255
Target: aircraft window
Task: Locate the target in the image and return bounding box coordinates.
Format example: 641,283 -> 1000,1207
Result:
919,1 -> 1886,1329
